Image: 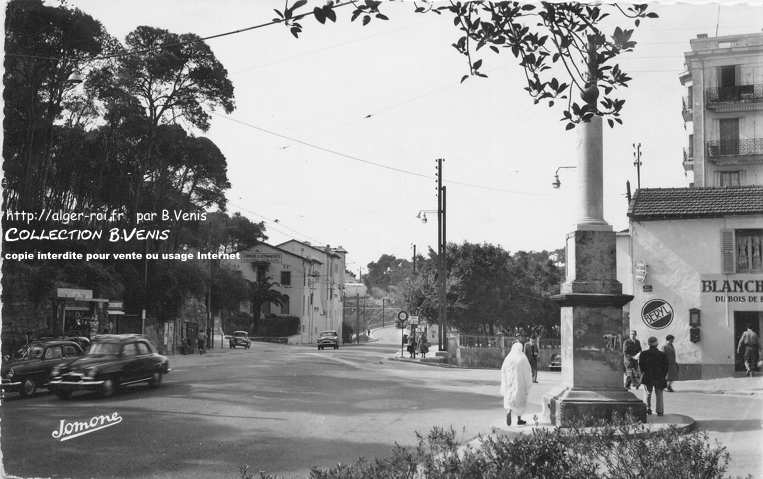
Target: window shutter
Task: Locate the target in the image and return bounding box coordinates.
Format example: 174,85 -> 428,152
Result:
721,229 -> 735,273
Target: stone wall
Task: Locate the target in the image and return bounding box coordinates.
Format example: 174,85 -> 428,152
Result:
450,340 -> 561,370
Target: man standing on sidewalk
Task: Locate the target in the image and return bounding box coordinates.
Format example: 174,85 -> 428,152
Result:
639,336 -> 669,416
523,334 -> 539,383
737,325 -> 759,377
623,330 -> 642,390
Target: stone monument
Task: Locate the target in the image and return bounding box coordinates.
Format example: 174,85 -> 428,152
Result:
545,115 -> 647,426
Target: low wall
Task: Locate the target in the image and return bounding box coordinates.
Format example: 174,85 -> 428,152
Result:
449,335 -> 561,370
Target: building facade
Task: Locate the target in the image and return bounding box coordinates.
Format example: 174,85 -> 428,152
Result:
225,241 -> 346,344
618,187 -> 763,379
277,240 -> 346,341
681,32 -> 763,186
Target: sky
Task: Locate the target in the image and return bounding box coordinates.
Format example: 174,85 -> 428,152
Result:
59,0 -> 763,272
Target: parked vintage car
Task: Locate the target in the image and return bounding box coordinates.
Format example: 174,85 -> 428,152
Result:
317,330 -> 339,350
229,331 -> 251,349
1,340 -> 85,397
548,353 -> 562,372
48,334 -> 169,399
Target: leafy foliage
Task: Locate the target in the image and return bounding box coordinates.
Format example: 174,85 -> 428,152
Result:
272,421 -> 730,479
377,243 -> 563,336
273,1 -> 659,128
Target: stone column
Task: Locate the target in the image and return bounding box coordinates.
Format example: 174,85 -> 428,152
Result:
545,117 -> 646,426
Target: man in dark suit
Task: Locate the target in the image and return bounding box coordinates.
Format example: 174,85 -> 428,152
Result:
524,334 -> 539,383
639,336 -> 669,416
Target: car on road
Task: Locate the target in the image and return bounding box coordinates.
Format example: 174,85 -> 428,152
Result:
48,334 -> 170,399
229,331 -> 251,349
548,353 -> 562,372
1,340 -> 85,397
317,330 -> 339,350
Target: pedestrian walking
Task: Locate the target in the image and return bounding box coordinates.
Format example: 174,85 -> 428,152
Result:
639,336 -> 669,416
500,342 -> 533,426
662,334 -> 678,392
419,335 -> 429,358
197,330 -> 206,355
737,325 -> 760,377
407,333 -> 417,359
623,330 -> 642,390
524,334 -> 539,383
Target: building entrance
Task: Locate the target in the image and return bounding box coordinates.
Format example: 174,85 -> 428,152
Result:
733,311 -> 763,371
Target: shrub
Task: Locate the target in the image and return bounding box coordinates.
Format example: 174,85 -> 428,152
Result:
243,417 -> 734,479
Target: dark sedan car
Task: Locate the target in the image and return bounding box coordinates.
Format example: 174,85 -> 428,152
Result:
317,330 -> 339,350
48,334 -> 170,399
229,331 -> 251,349
1,340 -> 84,397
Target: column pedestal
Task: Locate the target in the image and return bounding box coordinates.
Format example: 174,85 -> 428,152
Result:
544,229 -> 646,426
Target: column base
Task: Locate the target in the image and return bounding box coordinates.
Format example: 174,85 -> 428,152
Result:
544,387 -> 647,426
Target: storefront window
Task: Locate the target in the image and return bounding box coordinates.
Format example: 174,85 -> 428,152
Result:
736,229 -> 763,273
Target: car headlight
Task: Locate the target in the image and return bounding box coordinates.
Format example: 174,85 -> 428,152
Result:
7,368 -> 14,379
85,367 -> 98,378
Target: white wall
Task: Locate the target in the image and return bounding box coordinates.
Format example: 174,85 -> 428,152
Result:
623,216 -> 763,373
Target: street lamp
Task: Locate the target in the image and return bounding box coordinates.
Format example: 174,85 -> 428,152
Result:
416,210 -> 437,223
552,166 -> 577,188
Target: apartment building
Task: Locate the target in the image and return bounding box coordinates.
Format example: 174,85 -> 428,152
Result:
681,31 -> 763,186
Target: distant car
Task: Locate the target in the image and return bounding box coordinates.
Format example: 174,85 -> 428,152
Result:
48,334 -> 169,399
229,331 -> 251,349
1,340 -> 85,397
548,353 -> 562,372
317,330 -> 339,350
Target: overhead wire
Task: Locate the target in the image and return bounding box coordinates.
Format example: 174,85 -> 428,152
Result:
215,114 -> 550,197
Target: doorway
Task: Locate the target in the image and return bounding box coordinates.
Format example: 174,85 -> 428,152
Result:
733,311 -> 762,371
719,118 -> 740,155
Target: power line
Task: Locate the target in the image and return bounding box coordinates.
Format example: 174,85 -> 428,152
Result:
215,113 -> 548,197
227,200 -> 328,246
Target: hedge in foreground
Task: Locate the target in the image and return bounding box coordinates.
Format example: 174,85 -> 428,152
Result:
241,420 -> 741,479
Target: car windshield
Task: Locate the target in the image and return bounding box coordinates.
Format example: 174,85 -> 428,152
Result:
17,345 -> 44,360
88,342 -> 121,356
233,332 -> 247,337
319,331 -> 337,337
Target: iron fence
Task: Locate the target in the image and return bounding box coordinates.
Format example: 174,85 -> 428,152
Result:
706,138 -> 763,157
706,84 -> 763,103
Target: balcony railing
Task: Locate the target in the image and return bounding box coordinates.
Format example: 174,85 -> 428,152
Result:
682,148 -> 694,172
706,138 -> 763,158
706,84 -> 763,104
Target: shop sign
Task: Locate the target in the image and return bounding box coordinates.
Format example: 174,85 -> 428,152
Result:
57,288 -> 93,300
700,275 -> 763,304
640,299 -> 674,329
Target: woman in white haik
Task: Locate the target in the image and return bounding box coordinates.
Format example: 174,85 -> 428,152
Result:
500,341 -> 534,426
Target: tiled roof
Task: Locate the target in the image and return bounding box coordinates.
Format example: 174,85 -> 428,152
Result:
628,186 -> 763,220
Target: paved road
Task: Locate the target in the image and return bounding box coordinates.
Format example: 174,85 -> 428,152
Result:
2,327 -> 761,478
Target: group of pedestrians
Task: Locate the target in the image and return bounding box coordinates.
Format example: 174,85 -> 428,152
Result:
623,330 -> 679,416
404,331 -> 430,359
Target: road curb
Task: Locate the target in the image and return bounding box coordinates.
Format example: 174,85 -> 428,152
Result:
460,413 -> 696,451
387,356 -> 456,368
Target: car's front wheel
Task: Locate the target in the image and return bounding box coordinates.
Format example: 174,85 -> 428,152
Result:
19,378 -> 37,397
55,390 -> 72,400
148,371 -> 162,388
100,377 -> 116,398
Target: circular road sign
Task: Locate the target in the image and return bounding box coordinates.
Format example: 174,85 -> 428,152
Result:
397,311 -> 409,321
640,299 -> 674,330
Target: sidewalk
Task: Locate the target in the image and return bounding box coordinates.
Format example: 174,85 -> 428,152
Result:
673,375 -> 763,397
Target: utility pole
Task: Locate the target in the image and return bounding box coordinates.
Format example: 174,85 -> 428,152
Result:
633,142 -> 642,189
382,297 -> 385,328
355,294 -> 360,345
436,158 -> 447,352
412,244 -> 417,274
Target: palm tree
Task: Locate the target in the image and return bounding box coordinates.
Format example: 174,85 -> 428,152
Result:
248,277 -> 286,334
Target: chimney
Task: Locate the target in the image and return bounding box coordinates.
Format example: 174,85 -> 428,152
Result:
697,33 -> 708,39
